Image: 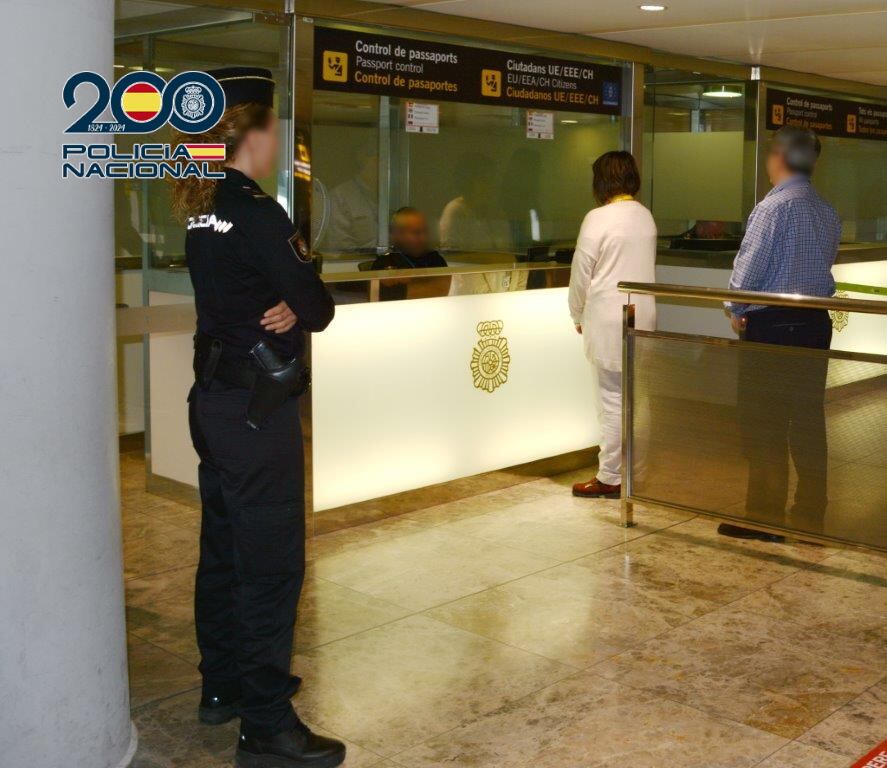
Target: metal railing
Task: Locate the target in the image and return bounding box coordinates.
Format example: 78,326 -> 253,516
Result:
618,282 -> 887,314
618,282 -> 887,552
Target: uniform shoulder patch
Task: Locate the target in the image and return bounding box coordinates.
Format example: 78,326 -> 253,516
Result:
288,231 -> 312,263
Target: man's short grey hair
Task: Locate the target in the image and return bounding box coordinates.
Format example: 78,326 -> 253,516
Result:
771,126 -> 822,176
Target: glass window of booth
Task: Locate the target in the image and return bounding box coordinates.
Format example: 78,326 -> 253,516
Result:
311,25 -> 626,271
642,69 -> 747,243
113,2 -> 292,438
114,11 -> 292,272
760,102 -> 887,243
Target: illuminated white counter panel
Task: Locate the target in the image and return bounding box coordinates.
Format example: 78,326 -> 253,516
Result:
654,256 -> 887,357
145,253 -> 885,515
311,288 -> 599,511
146,284 -> 600,513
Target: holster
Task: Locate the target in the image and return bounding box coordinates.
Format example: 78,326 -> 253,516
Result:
193,334 -> 310,429
245,360 -> 310,430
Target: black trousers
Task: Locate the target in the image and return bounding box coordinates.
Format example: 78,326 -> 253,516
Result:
189,380 -> 305,737
739,307 -> 832,528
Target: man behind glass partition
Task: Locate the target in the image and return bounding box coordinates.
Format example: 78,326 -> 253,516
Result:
372,207 -> 450,299
327,138 -> 379,252
723,126 -> 840,542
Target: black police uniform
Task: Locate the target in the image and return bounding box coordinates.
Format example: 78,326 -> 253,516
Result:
185,68 -> 341,766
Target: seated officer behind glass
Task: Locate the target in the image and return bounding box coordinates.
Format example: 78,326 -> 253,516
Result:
171,67 -> 344,768
371,207 -> 450,299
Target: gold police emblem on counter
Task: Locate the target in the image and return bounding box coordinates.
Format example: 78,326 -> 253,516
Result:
471,320 -> 510,393
830,290 -> 850,332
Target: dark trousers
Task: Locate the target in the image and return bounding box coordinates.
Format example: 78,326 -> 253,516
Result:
739,308 -> 832,528
189,380 -> 305,737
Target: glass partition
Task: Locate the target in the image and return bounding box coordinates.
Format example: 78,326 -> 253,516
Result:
626,322 -> 887,551
642,69 -> 747,244
760,124 -> 887,244
311,24 -> 626,272
113,2 -> 292,439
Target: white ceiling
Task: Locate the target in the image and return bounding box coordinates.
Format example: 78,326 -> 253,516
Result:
362,0 -> 887,87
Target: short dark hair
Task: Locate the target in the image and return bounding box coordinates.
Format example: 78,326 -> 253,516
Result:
592,151 -> 641,205
770,126 -> 821,175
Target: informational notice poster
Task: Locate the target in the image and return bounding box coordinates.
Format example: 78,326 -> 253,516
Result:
314,26 -> 622,115
766,88 -> 887,141
526,110 -> 554,139
405,101 -> 439,134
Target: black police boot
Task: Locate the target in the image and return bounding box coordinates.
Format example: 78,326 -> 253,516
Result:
198,690 -> 241,726
235,720 -> 346,768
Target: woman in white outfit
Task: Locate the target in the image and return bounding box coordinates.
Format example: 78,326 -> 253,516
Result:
568,151 -> 657,499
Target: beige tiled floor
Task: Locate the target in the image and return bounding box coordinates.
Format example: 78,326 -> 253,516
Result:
121,453 -> 886,768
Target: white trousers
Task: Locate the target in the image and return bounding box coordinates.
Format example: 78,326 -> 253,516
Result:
595,366 -> 622,486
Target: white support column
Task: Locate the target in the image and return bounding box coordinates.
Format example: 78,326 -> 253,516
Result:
0,1 -> 135,767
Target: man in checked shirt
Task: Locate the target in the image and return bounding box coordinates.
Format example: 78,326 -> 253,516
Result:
720,126 -> 841,542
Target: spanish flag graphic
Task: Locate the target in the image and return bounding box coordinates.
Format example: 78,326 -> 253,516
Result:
121,82 -> 162,122
184,144 -> 226,162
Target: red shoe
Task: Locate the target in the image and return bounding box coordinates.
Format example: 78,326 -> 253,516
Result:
572,479 -> 621,499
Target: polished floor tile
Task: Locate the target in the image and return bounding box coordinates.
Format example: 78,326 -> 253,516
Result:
306,514 -> 433,562
797,679 -> 887,758
124,524 -> 199,581
128,637 -> 200,710
295,577 -> 411,652
126,566 -> 196,610
313,527 -> 559,611
438,494 -> 688,562
593,606 -> 885,738
753,742 -> 848,767
575,518 -> 821,616
733,559 -> 887,668
395,673 -> 786,768
119,455 -> 886,767
128,597 -> 200,665
291,614 -> 573,756
427,561 -> 693,667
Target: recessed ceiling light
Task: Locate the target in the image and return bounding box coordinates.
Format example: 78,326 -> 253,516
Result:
561,119 -> 578,124
702,85 -> 742,98
639,4 -> 667,10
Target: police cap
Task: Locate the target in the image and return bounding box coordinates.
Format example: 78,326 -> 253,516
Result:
207,67 -> 275,109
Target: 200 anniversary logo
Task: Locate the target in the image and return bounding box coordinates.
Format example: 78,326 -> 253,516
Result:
62,70 -> 226,180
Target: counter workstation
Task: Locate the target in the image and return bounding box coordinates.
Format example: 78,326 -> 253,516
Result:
141,243 -> 886,532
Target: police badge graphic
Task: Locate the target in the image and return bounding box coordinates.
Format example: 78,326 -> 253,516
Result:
471,320 -> 510,393
180,84 -> 207,120
171,80 -> 217,127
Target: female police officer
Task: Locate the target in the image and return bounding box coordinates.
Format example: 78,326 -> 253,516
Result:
171,68 -> 343,768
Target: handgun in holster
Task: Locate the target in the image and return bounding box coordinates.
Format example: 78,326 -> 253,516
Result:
245,340 -> 311,430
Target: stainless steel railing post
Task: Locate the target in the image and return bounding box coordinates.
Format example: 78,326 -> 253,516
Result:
621,300 -> 636,528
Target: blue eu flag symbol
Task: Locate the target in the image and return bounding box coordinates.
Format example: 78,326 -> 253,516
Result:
602,81 -> 619,107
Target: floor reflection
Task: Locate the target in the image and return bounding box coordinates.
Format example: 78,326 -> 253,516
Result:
120,450 -> 886,768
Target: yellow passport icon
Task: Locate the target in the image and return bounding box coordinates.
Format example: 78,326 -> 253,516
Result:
771,103 -> 784,126
481,69 -> 501,97
322,51 -> 348,83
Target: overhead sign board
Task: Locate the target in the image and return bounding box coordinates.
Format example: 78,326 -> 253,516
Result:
314,26 -> 622,115
766,88 -> 887,141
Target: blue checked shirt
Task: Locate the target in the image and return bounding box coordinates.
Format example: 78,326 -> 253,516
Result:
728,175 -> 840,315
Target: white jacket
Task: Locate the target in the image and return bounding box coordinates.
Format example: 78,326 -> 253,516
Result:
568,200 -> 657,371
